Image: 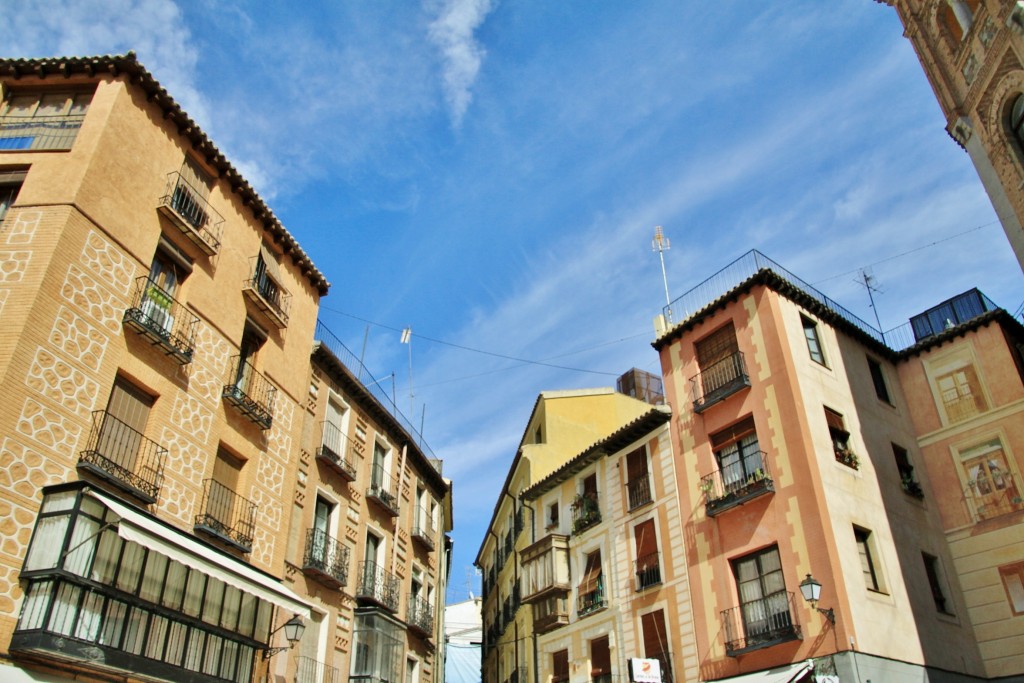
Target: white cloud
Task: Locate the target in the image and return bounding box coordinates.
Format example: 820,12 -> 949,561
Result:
426,0 -> 495,128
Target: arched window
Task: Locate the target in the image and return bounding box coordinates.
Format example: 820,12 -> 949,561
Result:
1010,93 -> 1024,153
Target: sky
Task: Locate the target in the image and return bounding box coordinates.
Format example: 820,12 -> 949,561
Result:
4,0 -> 1023,603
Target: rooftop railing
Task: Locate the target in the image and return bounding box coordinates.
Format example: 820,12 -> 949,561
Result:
77,410 -> 166,504
0,114 -> 85,150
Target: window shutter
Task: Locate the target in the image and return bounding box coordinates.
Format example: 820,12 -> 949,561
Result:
553,650 -> 569,681
626,447 -> 648,481
581,550 -> 602,593
634,519 -> 658,567
641,609 -> 669,657
695,322 -> 738,367
590,636 -> 611,675
824,407 -> 845,432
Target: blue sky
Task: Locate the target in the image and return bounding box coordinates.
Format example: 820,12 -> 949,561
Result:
6,0 -> 1022,602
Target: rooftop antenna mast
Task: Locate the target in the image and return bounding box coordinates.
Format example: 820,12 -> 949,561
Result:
652,226 -> 673,323
400,327 -> 413,419
857,268 -> 885,336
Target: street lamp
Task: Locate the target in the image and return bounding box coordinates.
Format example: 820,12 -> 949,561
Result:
799,574 -> 835,624
262,614 -> 306,659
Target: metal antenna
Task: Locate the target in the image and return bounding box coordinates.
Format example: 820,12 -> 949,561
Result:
857,269 -> 885,334
652,226 -> 673,322
400,327 -> 413,418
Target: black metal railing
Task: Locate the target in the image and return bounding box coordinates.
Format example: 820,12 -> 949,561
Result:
0,114 -> 85,150
222,355 -> 276,429
571,493 -> 601,534
194,479 -> 257,552
122,276 -> 199,364
302,528 -> 350,587
691,351 -> 750,412
702,453 -> 774,516
367,463 -> 400,516
722,591 -> 801,656
296,656 -> 342,683
77,410 -> 165,503
408,594 -> 434,636
627,473 -> 653,510
243,257 -> 291,327
577,579 -> 605,616
316,420 -> 357,480
635,552 -> 662,591
157,171 -> 223,254
412,507 -> 435,550
356,560 -> 400,611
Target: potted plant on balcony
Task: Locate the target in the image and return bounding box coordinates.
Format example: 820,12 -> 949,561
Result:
900,475 -> 924,499
834,448 -> 859,470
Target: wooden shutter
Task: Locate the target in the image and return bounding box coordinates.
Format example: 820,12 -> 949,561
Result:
824,407 -> 846,432
582,473 -> 597,497
553,650 -> 569,682
99,378 -> 153,469
695,322 -> 738,367
710,416 -> 756,450
213,447 -> 243,490
590,636 -> 611,675
581,550 -> 602,593
641,609 -> 668,657
626,447 -> 648,482
634,519 -> 658,568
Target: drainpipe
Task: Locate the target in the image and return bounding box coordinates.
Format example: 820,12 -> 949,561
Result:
519,499 -> 539,683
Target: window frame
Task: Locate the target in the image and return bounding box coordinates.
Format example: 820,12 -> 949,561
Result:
853,526 -> 886,594
801,315 -> 827,366
922,552 -> 954,616
867,356 -> 892,404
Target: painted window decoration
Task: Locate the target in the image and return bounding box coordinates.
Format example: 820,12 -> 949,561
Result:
961,438 -> 1023,521
935,364 -> 987,423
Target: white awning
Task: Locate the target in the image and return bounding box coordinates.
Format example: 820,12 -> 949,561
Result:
87,489 -> 311,618
720,661 -> 813,683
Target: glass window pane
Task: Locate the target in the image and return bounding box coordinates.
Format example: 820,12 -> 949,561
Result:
235,645 -> 254,683
220,639 -> 239,681
74,590 -> 104,641
163,561 -> 187,610
255,600 -> 272,640
47,583 -> 80,636
99,599 -> 127,647
184,628 -> 206,671
140,552 -> 168,604
221,584 -> 241,630
202,578 -> 224,625
64,516 -> 100,577
237,591 -> 256,637
145,615 -> 169,660
19,580 -> 53,630
90,527 -> 122,584
204,634 -> 223,676
24,516 -> 70,571
122,607 -> 149,655
165,621 -> 188,667
41,491 -> 77,513
80,496 -> 104,519
116,543 -> 146,594
183,570 -> 207,617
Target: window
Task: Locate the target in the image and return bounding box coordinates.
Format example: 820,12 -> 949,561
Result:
351,611 -> 403,683
867,357 -> 891,403
854,527 -> 883,592
625,447 -> 652,510
641,609 -> 672,683
824,407 -> 857,468
893,444 -> 923,498
0,89 -> 92,150
547,501 -> 559,530
711,416 -> 765,494
322,392 -> 349,458
732,546 -> 793,644
572,473 -> 600,533
254,244 -> 284,306
999,562 -> 1024,616
535,425 -> 543,444
578,550 -> 604,615
552,650 -> 569,683
634,519 -> 661,590
96,377 -> 154,475
312,496 -> 334,552
802,315 -> 826,366
590,635 -> 611,683
922,552 -> 953,615
935,364 -> 987,422
0,169 -> 25,222
1011,94 -> 1024,160
960,438 -> 1023,520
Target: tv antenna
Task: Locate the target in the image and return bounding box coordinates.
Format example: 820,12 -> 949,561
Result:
857,269 -> 885,334
652,226 -> 673,322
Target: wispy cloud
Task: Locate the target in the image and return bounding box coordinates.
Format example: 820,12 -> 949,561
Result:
426,0 -> 496,128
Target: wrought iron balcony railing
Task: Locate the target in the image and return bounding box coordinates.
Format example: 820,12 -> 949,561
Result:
627,473 -> 653,510
635,551 -> 662,591
0,114 -> 85,150
194,479 -> 257,553
407,594 -> 434,637
367,463 -> 400,517
243,258 -> 291,328
316,420 -> 357,481
122,275 -> 199,364
222,355 -> 276,430
571,493 -> 601,534
691,351 -> 750,412
156,171 -> 223,255
296,656 -> 342,683
702,453 -> 774,517
577,579 -> 606,617
356,560 -> 400,612
722,591 -> 802,656
412,508 -> 435,551
302,528 -> 350,589
77,410 -> 166,504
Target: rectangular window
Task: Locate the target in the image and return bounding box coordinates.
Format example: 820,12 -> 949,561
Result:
590,635 -> 611,683
854,527 -> 883,592
625,447 -> 652,510
552,649 -> 569,683
893,444 -> 922,498
641,609 -> 672,683
696,322 -> 739,368
97,377 -> 155,473
634,519 -> 661,590
922,552 -> 953,615
711,416 -> 764,494
960,438 -> 1023,520
802,315 -> 826,365
0,169 -> 26,222
867,357 -> 891,403
999,562 -> 1024,616
732,546 -> 793,643
824,407 -> 856,468
547,501 -> 559,529
578,550 -> 604,615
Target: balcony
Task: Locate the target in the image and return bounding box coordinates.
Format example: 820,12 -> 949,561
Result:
702,453 -> 774,517
635,551 -> 662,591
691,351 -> 750,413
722,591 -> 802,656
296,656 -> 343,683
533,595 -> 569,634
577,579 -> 606,617
356,560 -> 400,612
0,114 -> 84,150
521,534 -> 570,603
966,471 -> 1024,522
316,420 -> 357,481
412,509 -> 435,552
194,479 -> 257,553
243,259 -> 290,329
122,275 -> 198,364
571,493 -> 601,535
367,464 -> 400,517
222,355 -> 276,430
302,528 -> 350,589
77,410 -> 166,504
407,594 -> 434,638
627,473 -> 653,510
156,171 -> 223,255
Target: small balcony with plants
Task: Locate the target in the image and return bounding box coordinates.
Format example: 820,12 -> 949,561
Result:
571,493 -> 601,535
722,591 -> 802,657
302,527 -> 350,589
407,594 -> 434,638
691,351 -> 750,413
577,578 -> 606,617
194,478 -> 257,553
77,410 -> 166,505
315,420 -> 357,481
412,507 -> 435,551
243,254 -> 290,328
222,355 -> 276,430
356,560 -> 400,612
702,453 -> 774,517
156,171 -> 223,255
122,275 -> 199,365
367,463 -> 400,517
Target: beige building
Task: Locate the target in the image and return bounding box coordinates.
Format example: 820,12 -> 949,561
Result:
876,0 -> 1024,271
0,53 -> 452,683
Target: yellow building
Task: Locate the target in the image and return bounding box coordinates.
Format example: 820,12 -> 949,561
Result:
476,383 -> 661,683
876,0 -> 1024,271
0,53 -> 452,683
